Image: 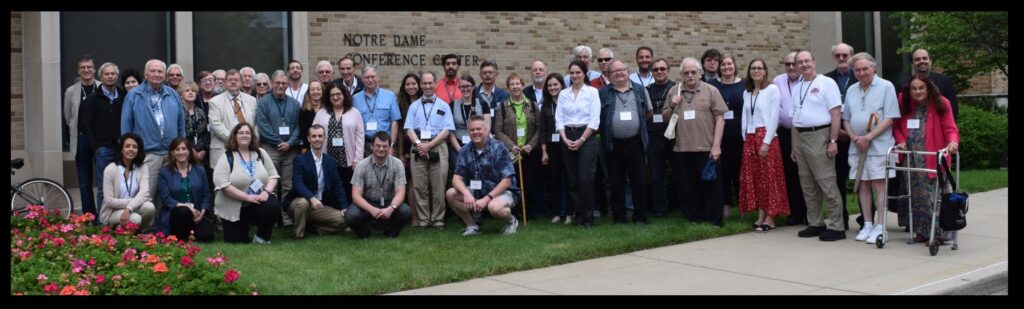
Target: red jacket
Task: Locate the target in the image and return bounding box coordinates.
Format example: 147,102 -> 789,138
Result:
893,94 -> 960,178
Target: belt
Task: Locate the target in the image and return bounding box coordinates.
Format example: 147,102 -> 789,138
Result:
796,124 -> 830,132
564,125 -> 587,132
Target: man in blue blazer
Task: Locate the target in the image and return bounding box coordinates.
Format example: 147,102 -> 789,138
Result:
284,124 -> 350,239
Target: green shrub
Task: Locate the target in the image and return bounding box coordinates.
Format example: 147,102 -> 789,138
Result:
10,206 -> 257,295
957,105 -> 1007,169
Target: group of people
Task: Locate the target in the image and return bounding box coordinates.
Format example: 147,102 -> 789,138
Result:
63,42 -> 961,244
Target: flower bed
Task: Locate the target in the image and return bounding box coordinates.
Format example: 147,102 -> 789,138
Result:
11,205 -> 257,295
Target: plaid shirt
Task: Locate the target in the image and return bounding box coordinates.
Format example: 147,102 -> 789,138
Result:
453,137 -> 519,199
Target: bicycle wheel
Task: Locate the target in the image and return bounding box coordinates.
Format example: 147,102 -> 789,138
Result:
11,178 -> 74,219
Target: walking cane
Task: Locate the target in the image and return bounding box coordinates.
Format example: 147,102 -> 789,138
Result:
517,150 -> 528,225
853,112 -> 879,192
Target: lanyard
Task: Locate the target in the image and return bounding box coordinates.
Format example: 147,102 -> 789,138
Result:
859,83 -> 872,112
123,167 -> 135,196
798,75 -> 815,109
373,159 -> 389,195
446,79 -> 458,104
365,92 -> 379,116
275,97 -> 288,123
615,89 -> 631,110
239,151 -> 256,180
419,100 -> 440,129
748,89 -> 760,130
460,101 -> 475,124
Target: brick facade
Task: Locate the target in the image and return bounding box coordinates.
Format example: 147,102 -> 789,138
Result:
11,12 -> 24,151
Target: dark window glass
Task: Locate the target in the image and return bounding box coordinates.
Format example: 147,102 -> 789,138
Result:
60,11 -> 172,152
841,11 -> 875,56
193,12 -> 290,77
880,11 -> 907,83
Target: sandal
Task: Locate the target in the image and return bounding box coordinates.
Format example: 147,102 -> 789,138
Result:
760,224 -> 777,232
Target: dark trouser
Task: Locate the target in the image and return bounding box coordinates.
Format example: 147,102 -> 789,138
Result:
170,207 -> 215,242
720,134 -> 743,206
836,139 -> 854,230
610,136 -> 647,223
672,151 -> 723,226
93,146 -> 115,224
345,202 -> 413,238
338,165 -> 355,200
222,195 -> 282,243
543,142 -> 571,217
646,132 -> 672,216
594,142 -> 610,216
777,127 -> 807,223
563,127 -> 599,225
523,149 -> 547,219
76,132 -> 95,219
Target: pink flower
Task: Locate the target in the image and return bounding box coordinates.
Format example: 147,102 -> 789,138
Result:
59,285 -> 77,295
77,278 -> 90,287
18,250 -> 31,261
95,274 -> 105,284
251,291 -> 259,296
163,285 -> 172,295
60,224 -> 75,233
73,289 -> 90,296
206,255 -> 226,267
180,256 -> 194,268
122,248 -> 137,262
144,254 -> 161,264
152,262 -> 169,273
224,269 -> 240,283
88,258 -> 96,266
101,226 -> 111,234
52,237 -> 65,247
71,259 -> 87,273
186,245 -> 201,257
112,274 -> 122,281
43,283 -> 58,294
37,274 -> 47,281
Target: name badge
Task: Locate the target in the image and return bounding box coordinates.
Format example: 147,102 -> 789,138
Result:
461,135 -> 470,145
619,111 -> 632,121
249,179 -> 264,194
517,128 -> 526,137
278,126 -> 290,135
907,119 -> 920,129
490,110 -> 495,117
747,125 -> 756,134
469,180 -> 483,190
551,134 -> 560,142
367,122 -> 378,131
724,111 -> 734,120
793,112 -> 802,125
332,137 -> 344,146
421,130 -> 433,140
653,114 -> 664,123
684,110 -> 696,120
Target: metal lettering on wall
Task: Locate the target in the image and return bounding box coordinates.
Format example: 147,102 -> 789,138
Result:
343,33 -> 480,67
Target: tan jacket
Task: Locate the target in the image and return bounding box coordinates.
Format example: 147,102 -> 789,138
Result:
100,162 -> 151,224
493,96 -> 541,152
208,91 -> 258,167
64,81 -> 94,156
212,148 -> 279,222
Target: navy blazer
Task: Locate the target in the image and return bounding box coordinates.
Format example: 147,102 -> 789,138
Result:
284,151 -> 349,210
156,165 -> 211,235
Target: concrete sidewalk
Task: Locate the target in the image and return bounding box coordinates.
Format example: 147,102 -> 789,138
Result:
393,188 -> 1007,295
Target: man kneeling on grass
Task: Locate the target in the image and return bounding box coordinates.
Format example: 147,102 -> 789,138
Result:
346,131 -> 413,238
446,115 -> 521,236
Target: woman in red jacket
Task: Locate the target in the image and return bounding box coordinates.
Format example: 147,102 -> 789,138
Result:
893,76 -> 960,242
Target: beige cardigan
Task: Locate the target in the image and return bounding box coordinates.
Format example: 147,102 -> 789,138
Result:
213,147 -> 279,222
100,162 -> 151,224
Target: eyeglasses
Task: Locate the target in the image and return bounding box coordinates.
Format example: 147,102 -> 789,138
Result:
652,67 -> 668,72
681,70 -> 700,76
256,83 -> 269,86
459,85 -> 474,89
372,144 -> 391,150
833,53 -> 850,59
597,58 -> 613,63
784,62 -> 796,67
317,70 -> 332,74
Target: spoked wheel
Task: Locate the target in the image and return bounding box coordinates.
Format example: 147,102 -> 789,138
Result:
929,241 -> 940,256
11,178 -> 74,219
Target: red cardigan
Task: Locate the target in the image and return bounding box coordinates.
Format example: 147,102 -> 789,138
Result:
893,94 -> 960,178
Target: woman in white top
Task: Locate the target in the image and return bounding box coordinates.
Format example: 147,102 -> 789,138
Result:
555,60 -> 602,228
738,58 -> 789,232
213,122 -> 281,244
100,133 -> 156,229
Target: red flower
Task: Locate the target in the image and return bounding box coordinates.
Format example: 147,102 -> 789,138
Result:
95,274 -> 105,284
180,256 -> 194,268
43,283 -> 58,294
144,254 -> 161,264
153,262 -> 169,273
163,285 -> 172,295
186,245 -> 201,257
59,285 -> 77,295
224,269 -> 240,283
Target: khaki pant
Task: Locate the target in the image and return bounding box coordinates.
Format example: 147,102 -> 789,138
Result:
411,145 -> 448,227
794,128 -> 844,231
287,198 -> 347,238
143,153 -> 166,213
104,201 -> 156,230
261,145 -> 295,197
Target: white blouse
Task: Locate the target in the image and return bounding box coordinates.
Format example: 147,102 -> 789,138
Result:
555,85 -> 601,132
741,84 -> 781,145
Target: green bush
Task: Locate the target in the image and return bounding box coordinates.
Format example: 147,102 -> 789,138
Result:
957,105 -> 1007,169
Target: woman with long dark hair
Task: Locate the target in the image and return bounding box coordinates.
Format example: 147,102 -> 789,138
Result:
157,137 -> 214,242
100,133 -> 156,229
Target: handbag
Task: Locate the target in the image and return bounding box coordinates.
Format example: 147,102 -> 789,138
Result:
664,82 -> 682,139
937,154 -> 968,231
702,158 -> 717,182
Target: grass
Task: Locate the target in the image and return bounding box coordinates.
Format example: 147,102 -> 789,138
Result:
197,214 -> 757,295
198,169 -> 1006,295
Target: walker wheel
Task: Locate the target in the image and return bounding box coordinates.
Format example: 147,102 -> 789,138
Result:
876,235 -> 885,248
929,241 -> 940,256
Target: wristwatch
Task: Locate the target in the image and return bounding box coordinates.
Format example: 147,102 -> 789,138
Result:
486,193 -> 495,200
389,204 -> 397,210
829,139 -> 837,144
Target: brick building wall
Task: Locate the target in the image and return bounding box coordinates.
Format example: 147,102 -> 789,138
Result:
307,11 -> 809,90
11,12 -> 24,151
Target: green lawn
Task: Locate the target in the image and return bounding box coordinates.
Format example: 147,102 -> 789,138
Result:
199,169 -> 1006,295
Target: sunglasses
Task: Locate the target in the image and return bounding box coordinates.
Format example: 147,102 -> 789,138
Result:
784,62 -> 796,67
597,57 -> 613,63
652,67 -> 668,72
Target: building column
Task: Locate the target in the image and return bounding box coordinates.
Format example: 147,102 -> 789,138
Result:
21,11 -> 64,182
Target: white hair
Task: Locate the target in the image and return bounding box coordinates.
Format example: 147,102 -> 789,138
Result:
573,45 -> 593,58
145,59 -> 166,71
598,48 -> 615,59
316,60 -> 333,71
679,57 -> 701,72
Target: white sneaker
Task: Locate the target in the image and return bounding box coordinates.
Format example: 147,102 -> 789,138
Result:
551,216 -> 562,224
501,216 -> 519,235
564,216 -> 574,225
855,223 -> 874,241
252,235 -> 272,245
460,225 -> 481,236
865,224 -> 885,244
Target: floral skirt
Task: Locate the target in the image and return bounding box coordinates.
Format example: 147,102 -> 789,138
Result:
738,127 -> 790,216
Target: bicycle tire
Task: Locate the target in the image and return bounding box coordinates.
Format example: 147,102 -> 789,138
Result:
11,178 -> 74,219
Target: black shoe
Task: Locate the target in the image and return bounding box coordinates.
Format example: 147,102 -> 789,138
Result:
797,225 -> 827,238
855,215 -> 865,231
634,220 -> 647,225
819,229 -> 847,241
785,217 -> 806,226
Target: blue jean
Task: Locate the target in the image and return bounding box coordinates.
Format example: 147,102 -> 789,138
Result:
93,146 -> 115,224
75,133 -> 95,220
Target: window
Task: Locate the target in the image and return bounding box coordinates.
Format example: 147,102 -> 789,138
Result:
193,12 -> 290,77
60,12 -> 172,152
841,12 -> 875,57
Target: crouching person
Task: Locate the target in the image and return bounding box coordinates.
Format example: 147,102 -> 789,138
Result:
284,124 -> 350,239
446,115 -> 521,236
346,131 -> 413,238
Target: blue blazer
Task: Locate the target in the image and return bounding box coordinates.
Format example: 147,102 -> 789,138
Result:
156,165 -> 211,235
284,151 -> 349,211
